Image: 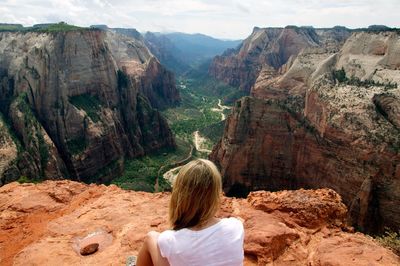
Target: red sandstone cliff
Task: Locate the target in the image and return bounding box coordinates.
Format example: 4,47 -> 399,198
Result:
209,26 -> 350,92
0,29 -> 179,185
0,180 -> 398,265
210,30 -> 400,233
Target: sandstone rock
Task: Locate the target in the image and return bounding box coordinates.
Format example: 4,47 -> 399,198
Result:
373,93 -> 400,129
80,243 -> 99,256
0,114 -> 18,185
210,30 -> 400,233
248,189 -> 347,229
209,26 -> 350,92
0,29 -> 178,183
0,181 -> 398,265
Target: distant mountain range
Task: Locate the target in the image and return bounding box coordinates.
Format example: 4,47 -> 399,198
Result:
89,24 -> 242,75
143,32 -> 241,74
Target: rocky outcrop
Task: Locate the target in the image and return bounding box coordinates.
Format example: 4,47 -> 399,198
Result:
0,29 -> 178,184
104,30 -> 180,109
210,30 -> 400,233
0,115 -> 18,183
209,26 -> 351,92
373,93 -> 400,129
0,180 -> 398,265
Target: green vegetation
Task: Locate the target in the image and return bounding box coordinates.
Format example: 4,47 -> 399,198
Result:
66,136 -> 87,155
69,94 -> 102,122
117,70 -> 129,89
332,68 -> 347,83
37,131 -> 49,175
35,22 -> 85,32
0,24 -> 24,31
376,229 -> 400,256
0,22 -> 88,33
202,121 -> 226,143
112,67 -> 242,191
0,112 -> 23,153
84,159 -> 120,184
14,93 -> 49,178
112,138 -> 191,192
332,67 -> 398,89
16,175 -> 38,184
163,77 -> 235,142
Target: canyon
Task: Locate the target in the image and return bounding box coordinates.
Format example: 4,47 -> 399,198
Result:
210,27 -> 400,233
0,23 -> 399,265
0,27 -> 179,185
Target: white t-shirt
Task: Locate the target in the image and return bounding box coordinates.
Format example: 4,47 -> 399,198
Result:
158,217 -> 244,266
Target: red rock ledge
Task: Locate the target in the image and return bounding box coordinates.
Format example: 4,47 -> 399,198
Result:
0,181 -> 398,265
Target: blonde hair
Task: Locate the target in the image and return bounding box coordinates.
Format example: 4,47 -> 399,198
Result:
169,159 -> 222,230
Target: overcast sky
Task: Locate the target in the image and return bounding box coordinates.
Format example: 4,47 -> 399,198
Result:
1,0 -> 399,39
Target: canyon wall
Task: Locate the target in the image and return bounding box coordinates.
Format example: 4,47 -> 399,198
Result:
210,30 -> 400,232
0,29 -> 179,185
209,26 -> 351,92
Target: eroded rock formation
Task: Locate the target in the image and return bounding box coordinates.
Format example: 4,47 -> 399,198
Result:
0,29 -> 179,185
0,181 -> 398,265
209,26 -> 351,92
210,30 -> 400,232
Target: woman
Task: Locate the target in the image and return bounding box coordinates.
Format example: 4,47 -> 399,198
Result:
136,159 -> 244,266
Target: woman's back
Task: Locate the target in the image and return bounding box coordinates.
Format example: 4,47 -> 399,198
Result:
158,217 -> 244,266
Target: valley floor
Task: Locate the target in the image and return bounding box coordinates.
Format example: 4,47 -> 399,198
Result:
112,76 -> 236,191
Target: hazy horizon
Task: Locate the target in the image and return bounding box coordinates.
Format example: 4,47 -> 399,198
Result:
1,0 -> 399,39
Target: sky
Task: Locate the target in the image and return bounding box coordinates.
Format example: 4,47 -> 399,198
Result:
0,0 -> 399,39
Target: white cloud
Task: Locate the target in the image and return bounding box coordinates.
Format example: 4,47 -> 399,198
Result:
0,0 -> 398,39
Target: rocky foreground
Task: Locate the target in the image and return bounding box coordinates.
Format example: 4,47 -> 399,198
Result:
0,181 -> 398,265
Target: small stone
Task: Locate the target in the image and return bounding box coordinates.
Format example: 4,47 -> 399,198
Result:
80,243 -> 99,256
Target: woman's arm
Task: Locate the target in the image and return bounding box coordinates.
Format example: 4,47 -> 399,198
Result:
137,231 -> 170,266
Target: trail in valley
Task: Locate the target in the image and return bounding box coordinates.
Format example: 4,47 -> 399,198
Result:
193,130 -> 212,153
161,100 -> 231,185
161,130 -> 212,185
211,99 -> 231,121
163,166 -> 182,184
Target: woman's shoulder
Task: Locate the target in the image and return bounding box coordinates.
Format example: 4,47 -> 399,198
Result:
218,217 -> 244,233
159,217 -> 243,239
159,229 -> 175,240
220,217 -> 244,226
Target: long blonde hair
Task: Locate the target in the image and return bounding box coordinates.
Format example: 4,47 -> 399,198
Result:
169,159 -> 222,230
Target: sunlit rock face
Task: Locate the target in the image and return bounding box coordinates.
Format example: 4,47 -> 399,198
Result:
209,26 -> 351,92
0,180 -> 398,265
0,29 -> 178,184
210,30 -> 400,233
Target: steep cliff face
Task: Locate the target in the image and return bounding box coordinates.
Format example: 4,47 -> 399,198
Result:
106,31 -> 180,109
1,181 -> 398,265
210,31 -> 400,233
0,29 -> 178,185
209,26 -> 351,92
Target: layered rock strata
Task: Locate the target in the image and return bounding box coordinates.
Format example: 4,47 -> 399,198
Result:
0,29 -> 179,184
0,180 -> 398,265
209,26 -> 351,92
210,30 -> 400,232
